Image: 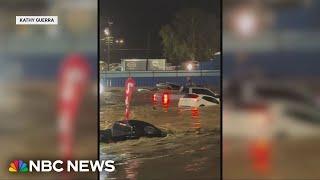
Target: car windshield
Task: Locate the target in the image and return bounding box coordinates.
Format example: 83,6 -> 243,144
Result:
180,87 -> 189,93
166,83 -> 180,90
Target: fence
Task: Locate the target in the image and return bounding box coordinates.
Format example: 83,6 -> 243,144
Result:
100,70 -> 220,88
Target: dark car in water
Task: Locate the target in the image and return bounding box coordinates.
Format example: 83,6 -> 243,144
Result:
156,82 -> 181,90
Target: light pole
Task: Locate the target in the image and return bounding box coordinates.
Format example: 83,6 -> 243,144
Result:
229,6 -> 265,81
102,19 -> 127,71
104,19 -> 113,71
104,27 -> 112,71
230,5 -> 270,40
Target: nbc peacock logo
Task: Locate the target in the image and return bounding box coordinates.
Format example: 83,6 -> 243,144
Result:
9,160 -> 29,173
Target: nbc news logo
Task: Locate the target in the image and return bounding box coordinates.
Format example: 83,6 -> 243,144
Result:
9,160 -> 28,173
9,159 -> 115,173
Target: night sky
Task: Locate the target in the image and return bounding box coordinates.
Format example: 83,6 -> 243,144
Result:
100,0 -> 221,62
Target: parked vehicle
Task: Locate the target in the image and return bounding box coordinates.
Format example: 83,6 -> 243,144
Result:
180,87 -> 220,99
156,82 -> 181,90
178,93 -> 219,107
109,63 -> 122,71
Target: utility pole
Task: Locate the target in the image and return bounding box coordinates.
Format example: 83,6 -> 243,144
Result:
146,32 -> 150,71
105,18 -> 113,71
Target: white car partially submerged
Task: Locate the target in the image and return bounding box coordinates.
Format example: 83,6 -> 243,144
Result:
178,93 -> 219,107
180,86 -> 220,99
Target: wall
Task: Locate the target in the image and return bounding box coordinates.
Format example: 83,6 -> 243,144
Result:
100,70 -> 220,88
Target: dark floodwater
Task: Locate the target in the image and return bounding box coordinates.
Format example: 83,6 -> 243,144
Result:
100,90 -> 220,179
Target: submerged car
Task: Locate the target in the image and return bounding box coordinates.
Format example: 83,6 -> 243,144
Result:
180,86 -> 220,99
100,120 -> 166,143
178,93 -> 219,107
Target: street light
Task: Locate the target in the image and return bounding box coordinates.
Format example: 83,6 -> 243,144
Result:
104,27 -> 112,71
229,6 -> 262,39
186,63 -> 193,71
237,11 -> 257,37
115,39 -> 124,44
104,28 -> 110,36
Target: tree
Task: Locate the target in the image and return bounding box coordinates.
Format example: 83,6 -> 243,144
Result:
160,8 -> 220,65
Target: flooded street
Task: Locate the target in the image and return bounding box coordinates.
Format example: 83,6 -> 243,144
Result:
100,89 -> 221,179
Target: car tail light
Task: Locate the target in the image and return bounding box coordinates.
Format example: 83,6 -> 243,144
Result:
153,94 -> 157,102
163,93 -> 169,105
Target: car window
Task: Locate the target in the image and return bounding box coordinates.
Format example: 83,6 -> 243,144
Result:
193,89 -> 214,96
202,96 -> 219,104
285,107 -> 320,124
184,94 -> 199,98
168,83 -> 180,89
180,87 -> 189,93
256,87 -> 315,106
